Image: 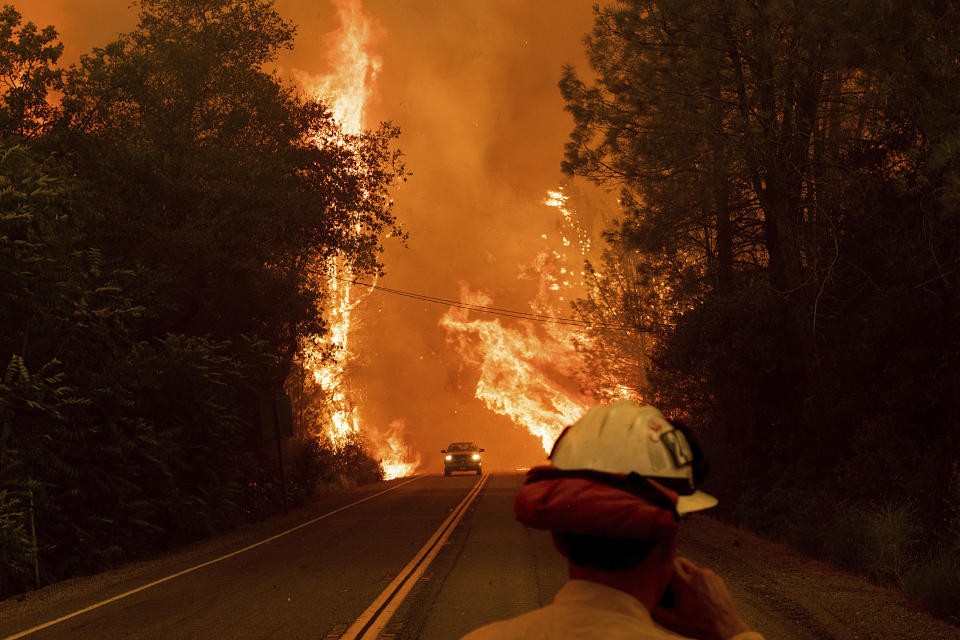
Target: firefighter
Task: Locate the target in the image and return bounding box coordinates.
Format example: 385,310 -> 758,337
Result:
461,400 -> 764,640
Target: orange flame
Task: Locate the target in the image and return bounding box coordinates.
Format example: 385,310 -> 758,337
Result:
439,276 -> 593,453
440,188 -> 636,454
368,419 -> 422,480
296,0 -> 381,136
297,0 -> 416,479
302,262 -> 365,445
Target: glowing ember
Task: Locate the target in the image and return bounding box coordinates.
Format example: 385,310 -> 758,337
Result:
542,187 -> 592,283
296,0 -> 416,479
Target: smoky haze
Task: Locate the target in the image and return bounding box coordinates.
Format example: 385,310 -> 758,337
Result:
22,0 -> 609,473
339,1 -> 606,473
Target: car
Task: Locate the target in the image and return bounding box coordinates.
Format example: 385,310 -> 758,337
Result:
442,442 -> 484,476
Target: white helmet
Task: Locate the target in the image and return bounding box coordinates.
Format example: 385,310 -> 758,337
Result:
549,400 -> 718,514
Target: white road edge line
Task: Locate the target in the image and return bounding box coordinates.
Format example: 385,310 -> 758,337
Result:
342,473 -> 490,640
1,476 -> 424,640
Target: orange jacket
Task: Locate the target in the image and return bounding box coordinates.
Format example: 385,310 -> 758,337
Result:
514,466 -> 680,540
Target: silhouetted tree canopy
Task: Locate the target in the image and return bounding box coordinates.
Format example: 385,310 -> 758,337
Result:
0,0 -> 398,596
0,5 -> 62,138
566,0 -> 960,602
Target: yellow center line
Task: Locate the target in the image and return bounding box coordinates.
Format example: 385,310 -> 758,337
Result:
2,476 -> 424,640
342,473 -> 490,640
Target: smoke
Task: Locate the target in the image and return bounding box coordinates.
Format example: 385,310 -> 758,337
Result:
341,1 -> 607,471
18,1 -> 131,63
24,0 -> 612,471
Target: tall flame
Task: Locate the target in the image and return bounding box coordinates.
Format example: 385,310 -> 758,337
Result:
297,0 -> 381,136
440,280 -> 592,452
297,0 -> 417,479
439,189 -> 587,452
440,187 -> 633,454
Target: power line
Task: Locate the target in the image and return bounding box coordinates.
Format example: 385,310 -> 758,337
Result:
344,277 -> 582,323
332,275 -> 637,332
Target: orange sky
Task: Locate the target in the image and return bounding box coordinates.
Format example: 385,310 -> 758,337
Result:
20,1 -> 616,472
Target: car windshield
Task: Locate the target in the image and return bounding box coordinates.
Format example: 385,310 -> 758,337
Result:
447,442 -> 475,452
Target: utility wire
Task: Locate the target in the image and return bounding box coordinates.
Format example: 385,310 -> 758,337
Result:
342,277 -> 579,323
334,275 -> 582,323
333,275 -> 637,332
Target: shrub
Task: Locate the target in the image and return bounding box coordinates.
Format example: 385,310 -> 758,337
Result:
725,475 -> 828,555
906,549 -> 960,620
0,489 -> 32,594
824,501 -> 919,586
286,437 -> 326,505
240,433 -> 385,520
324,433 -> 385,487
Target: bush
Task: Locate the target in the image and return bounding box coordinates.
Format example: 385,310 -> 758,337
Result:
906,549 -> 960,620
240,433 -> 384,520
0,489 -> 32,594
824,502 -> 919,586
722,471 -> 830,557
723,482 -> 960,619
286,437 -> 326,505
327,434 -> 385,487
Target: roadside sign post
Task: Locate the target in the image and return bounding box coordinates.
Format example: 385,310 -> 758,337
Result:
260,395 -> 294,515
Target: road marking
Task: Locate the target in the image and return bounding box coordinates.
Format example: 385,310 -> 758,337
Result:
342,473 -> 490,640
1,476 -> 423,640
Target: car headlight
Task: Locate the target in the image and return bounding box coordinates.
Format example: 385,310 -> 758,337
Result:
472,453 -> 480,461
445,455 -> 452,461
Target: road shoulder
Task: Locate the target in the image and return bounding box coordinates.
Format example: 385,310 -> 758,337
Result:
679,514 -> 960,640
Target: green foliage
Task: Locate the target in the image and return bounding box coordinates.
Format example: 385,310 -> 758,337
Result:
824,502 -> 920,587
0,489 -> 31,593
0,354 -> 83,592
285,437 -> 328,506
104,334 -> 264,541
0,0 -> 401,597
906,551 -> 960,620
242,434 -> 384,521
56,0 -> 404,379
326,432 -> 386,487
732,489 -> 958,616
287,433 -> 384,498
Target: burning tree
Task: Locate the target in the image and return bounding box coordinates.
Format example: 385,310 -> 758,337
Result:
440,280 -> 593,453
286,0 -> 420,479
0,0 -> 405,594
57,0 -> 405,391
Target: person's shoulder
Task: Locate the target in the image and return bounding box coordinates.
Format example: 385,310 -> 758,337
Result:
460,605 -> 708,640
459,609 -> 539,640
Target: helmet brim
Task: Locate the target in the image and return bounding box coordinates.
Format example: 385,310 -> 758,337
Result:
676,490 -> 718,515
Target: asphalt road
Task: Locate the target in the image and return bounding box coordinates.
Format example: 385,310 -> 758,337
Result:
2,473 -> 959,640
0,475 -> 483,639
